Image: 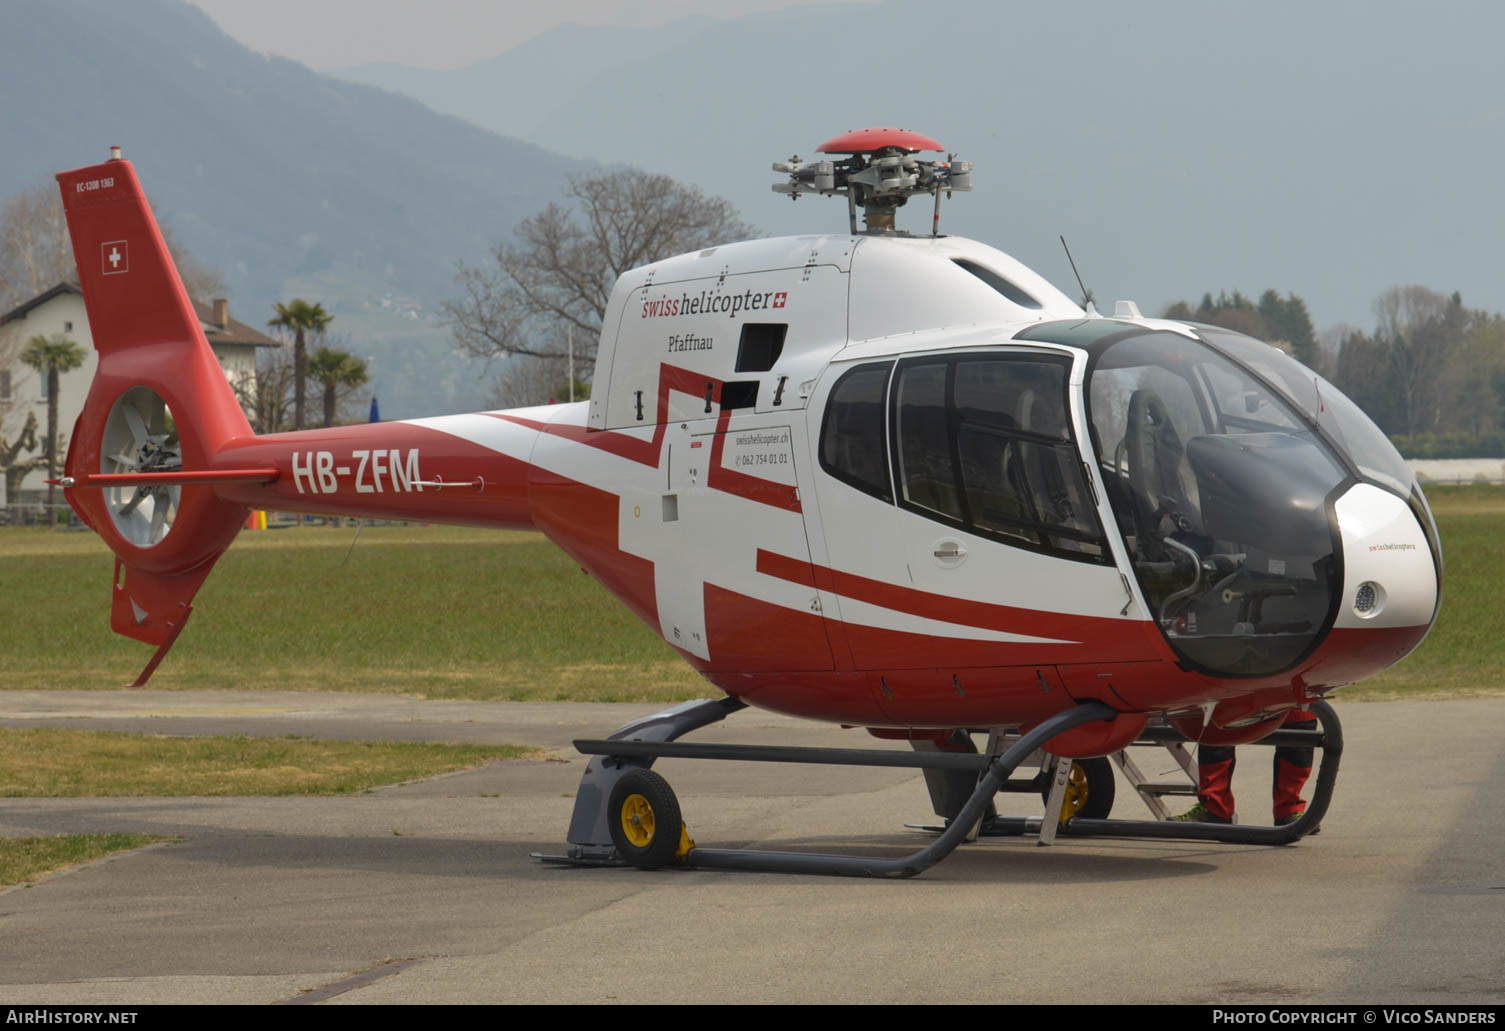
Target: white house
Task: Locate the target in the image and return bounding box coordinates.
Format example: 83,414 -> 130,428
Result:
0,283 -> 279,504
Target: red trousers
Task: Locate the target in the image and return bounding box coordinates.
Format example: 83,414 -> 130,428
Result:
1196,709 -> 1316,822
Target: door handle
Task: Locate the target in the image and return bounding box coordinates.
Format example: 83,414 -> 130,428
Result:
932,539 -> 967,564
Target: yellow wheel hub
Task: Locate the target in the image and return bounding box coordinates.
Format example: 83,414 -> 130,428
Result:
1059,763 -> 1089,821
620,792 -> 657,848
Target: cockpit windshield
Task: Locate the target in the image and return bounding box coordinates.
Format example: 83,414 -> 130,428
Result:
1085,331 -> 1347,676
1193,328 -> 1415,496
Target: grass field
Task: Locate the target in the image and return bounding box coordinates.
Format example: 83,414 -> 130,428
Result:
1343,484 -> 1503,699
0,728 -> 537,796
0,484 -> 1499,701
0,834 -> 161,890
0,523 -> 706,700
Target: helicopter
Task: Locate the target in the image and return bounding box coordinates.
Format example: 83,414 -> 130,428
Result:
51,131 -> 1440,877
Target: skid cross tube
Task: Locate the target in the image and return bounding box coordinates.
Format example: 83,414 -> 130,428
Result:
674,701 -> 1118,878
574,739 -> 997,773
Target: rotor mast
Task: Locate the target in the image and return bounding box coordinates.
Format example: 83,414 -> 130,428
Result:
772,127 -> 972,236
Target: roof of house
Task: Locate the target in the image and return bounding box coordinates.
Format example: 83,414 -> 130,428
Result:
1,283 -> 280,348
0,282 -> 82,325
192,298 -> 280,349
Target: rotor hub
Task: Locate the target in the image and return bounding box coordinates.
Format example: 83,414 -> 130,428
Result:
772,127 -> 972,236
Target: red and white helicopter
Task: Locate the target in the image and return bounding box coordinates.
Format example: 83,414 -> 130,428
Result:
53,131 -> 1441,877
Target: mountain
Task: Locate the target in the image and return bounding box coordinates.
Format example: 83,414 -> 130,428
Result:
328,0 -> 1505,331
333,16 -> 719,146
0,0 -> 597,417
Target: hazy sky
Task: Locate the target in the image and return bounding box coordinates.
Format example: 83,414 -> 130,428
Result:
185,0 -> 859,69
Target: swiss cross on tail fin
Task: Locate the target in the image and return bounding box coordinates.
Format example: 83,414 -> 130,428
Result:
101,240 -> 129,275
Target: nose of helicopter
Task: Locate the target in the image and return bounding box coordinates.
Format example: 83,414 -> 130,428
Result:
1303,483 -> 1440,686
1331,483 -> 1439,631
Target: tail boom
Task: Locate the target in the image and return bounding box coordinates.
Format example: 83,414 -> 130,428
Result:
211,420 -> 535,530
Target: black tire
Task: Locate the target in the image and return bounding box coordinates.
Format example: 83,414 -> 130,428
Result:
607,768 -> 685,870
1039,757 -> 1116,823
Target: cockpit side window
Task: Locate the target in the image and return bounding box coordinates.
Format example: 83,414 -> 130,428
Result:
891,354 -> 1107,562
819,361 -> 894,502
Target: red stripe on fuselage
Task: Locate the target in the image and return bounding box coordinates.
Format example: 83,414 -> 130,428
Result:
527,465 -> 660,636
490,362 -> 800,512
701,582 -> 834,672
757,547 -> 1160,659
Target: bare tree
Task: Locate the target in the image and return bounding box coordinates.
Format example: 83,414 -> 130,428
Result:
1374,285 -> 1463,436
486,354 -> 596,409
0,184 -> 71,310
0,181 -> 225,310
1,410 -> 47,516
445,170 -> 754,367
234,341 -> 296,435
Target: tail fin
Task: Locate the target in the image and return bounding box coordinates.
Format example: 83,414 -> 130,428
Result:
56,149 -> 257,684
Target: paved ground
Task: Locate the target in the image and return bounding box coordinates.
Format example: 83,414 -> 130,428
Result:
1,692 -> 1503,1005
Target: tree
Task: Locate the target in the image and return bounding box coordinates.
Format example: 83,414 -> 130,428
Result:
0,181 -> 224,311
268,299 -> 333,431
1161,288 -> 1314,363
1,410 -> 48,519
1257,290 -> 1317,366
487,355 -> 592,409
234,341 -> 295,435
445,169 -> 754,374
0,184 -> 70,310
306,346 -> 369,428
20,333 -> 85,519
1332,328 -> 1401,432
1373,285 -> 1464,436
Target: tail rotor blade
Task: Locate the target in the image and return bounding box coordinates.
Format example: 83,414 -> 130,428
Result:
149,492 -> 168,540
121,402 -> 148,446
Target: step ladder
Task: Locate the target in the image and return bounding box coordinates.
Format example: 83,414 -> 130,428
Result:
982,724 -> 1203,846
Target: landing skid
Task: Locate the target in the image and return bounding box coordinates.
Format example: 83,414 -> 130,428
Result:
534,699 -> 1340,877
534,699 -> 1118,878
911,702 -> 1341,846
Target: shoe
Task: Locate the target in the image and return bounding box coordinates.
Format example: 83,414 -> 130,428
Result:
1276,811 -> 1321,835
1171,802 -> 1233,824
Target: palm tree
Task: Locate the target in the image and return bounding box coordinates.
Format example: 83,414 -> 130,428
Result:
267,299 -> 333,430
20,333 -> 86,520
306,347 -> 369,428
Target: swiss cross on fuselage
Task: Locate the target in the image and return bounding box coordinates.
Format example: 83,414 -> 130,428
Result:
108,247 -> 122,268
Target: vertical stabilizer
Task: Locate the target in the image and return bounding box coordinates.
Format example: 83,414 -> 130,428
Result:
55,150 -> 256,682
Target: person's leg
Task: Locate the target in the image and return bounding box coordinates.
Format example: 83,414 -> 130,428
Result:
1175,742 -> 1236,822
1273,709 -> 1317,824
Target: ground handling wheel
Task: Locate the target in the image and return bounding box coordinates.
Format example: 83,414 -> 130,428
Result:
607,768 -> 688,870
1038,757 -> 1116,823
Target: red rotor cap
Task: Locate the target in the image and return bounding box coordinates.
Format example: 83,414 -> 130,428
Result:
816,128 -> 944,154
